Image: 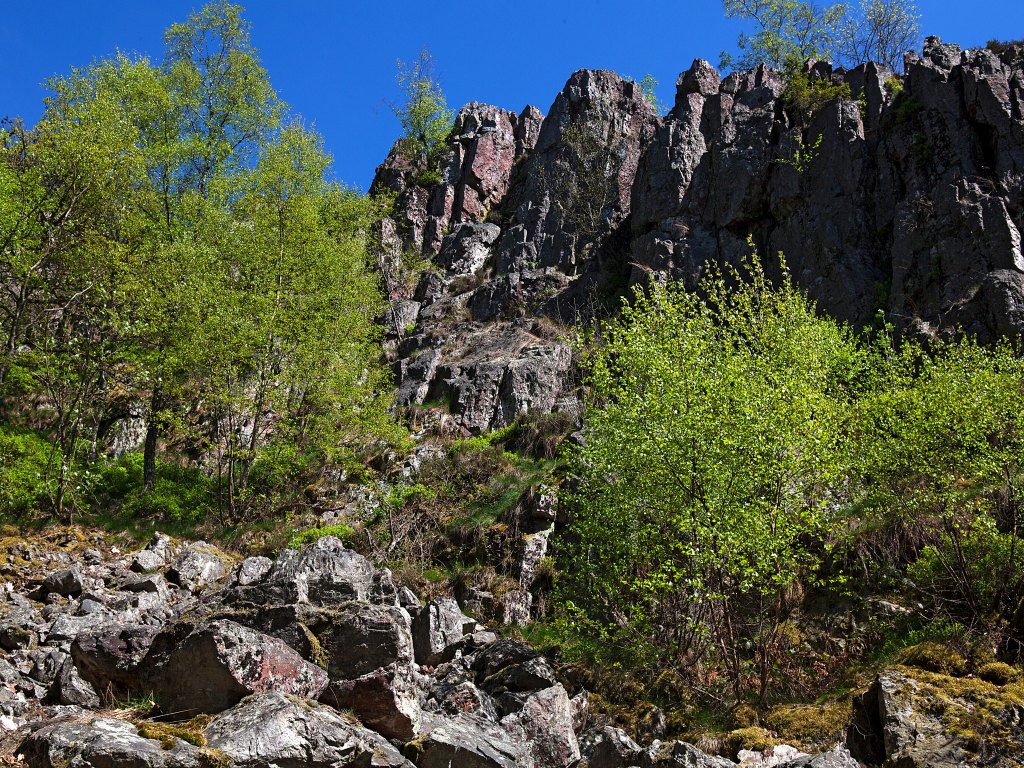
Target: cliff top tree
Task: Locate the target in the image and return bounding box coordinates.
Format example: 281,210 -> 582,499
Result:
721,0 -> 920,72
721,0 -> 845,71
833,0 -> 920,71
392,49 -> 454,183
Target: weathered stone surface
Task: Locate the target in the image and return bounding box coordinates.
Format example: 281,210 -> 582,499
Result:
41,568 -> 83,597
18,716 -> 206,768
398,323 -> 573,433
49,657 -> 100,708
261,536 -> 376,605
846,669 -> 982,768
166,541 -> 229,593
496,69 -> 660,276
233,556 -> 273,587
206,691 -> 413,767
502,684 -> 581,768
577,725 -> 644,768
412,597 -> 475,665
372,102 -> 541,256
322,663 -> 422,741
472,638 -> 541,678
774,748 -> 859,767
641,740 -> 736,768
408,713 -> 526,768
71,622 -> 160,696
484,655 -> 557,694
150,619 -> 329,715
439,222 -> 502,277
374,47 -> 1024,436
315,602 -> 414,679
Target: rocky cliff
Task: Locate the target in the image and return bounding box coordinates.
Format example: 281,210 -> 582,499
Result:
374,37 -> 1024,433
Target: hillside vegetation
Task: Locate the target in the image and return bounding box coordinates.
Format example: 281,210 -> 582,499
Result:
4,2 -> 1024,765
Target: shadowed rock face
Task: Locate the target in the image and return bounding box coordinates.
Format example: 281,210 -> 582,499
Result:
376,41 -> 1024,432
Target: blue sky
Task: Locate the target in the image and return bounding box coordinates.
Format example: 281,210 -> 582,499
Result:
2,1 -> 1021,190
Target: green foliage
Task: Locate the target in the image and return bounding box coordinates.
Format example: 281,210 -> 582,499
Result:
559,242 -> 1024,701
853,336 -> 1024,633
634,74 -> 667,116
560,247 -> 863,701
890,90 -> 921,125
93,453 -> 214,524
288,523 -> 357,550
721,0 -> 845,71
0,426 -> 53,517
0,2 -> 400,524
392,49 -> 454,183
782,74 -> 851,123
720,0 -> 919,72
777,132 -> 825,172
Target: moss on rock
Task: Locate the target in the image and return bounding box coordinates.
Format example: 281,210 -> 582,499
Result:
764,702 -> 850,751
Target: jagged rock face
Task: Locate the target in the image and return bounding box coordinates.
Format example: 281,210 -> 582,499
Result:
376,42 -> 1024,433
372,103 -> 542,255
632,39 -> 1024,335
4,535 -> 598,768
496,69 -> 661,276
206,692 -> 413,768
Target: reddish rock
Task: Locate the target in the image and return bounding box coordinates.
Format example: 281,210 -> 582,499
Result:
150,619 -> 328,715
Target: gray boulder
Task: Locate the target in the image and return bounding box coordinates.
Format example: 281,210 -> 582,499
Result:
18,716 -> 207,768
407,713 -> 527,768
321,663 -> 422,741
206,691 -> 413,767
577,725 -> 644,768
49,657 -> 100,708
41,568 -> 83,597
412,597 -> 476,665
503,683 -> 581,768
166,541 -> 229,593
641,740 -> 735,768
847,670 -> 974,767
775,748 -> 859,767
261,537 -> 377,605
71,622 -> 161,697
233,556 -> 273,587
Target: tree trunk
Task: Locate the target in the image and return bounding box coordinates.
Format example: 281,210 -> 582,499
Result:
143,386 -> 163,493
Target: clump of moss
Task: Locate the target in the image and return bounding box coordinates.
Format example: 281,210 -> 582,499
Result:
764,702 -> 850,751
135,714 -> 213,749
977,662 -> 1019,686
298,622 -> 329,670
723,727 -> 781,758
731,703 -> 759,728
898,666 -> 1024,755
897,641 -> 967,676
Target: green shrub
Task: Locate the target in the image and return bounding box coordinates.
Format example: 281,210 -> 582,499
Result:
94,452 -> 214,524
782,73 -> 852,123
0,426 -> 54,517
908,517 -> 1024,624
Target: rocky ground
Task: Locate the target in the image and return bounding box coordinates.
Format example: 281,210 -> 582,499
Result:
2,531 -> 1021,767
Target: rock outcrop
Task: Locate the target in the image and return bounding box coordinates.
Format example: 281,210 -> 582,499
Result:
376,40 -> 1024,433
